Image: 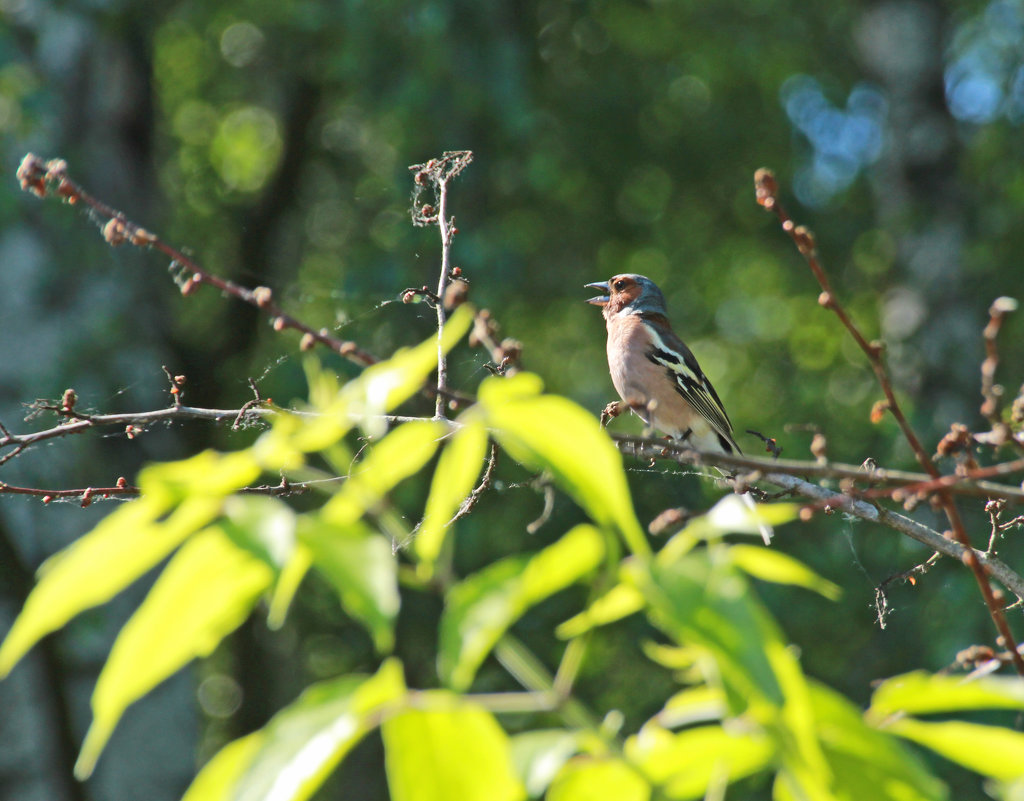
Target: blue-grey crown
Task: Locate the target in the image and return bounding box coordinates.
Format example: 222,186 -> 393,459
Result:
624,274 -> 668,315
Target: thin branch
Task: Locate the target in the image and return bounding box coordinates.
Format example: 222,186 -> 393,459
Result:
409,151 -> 474,418
447,440 -> 498,526
611,435 -> 1024,602
16,155 -> 380,369
755,168 -> 1024,676
981,296 -> 1020,443
610,433 -> 1024,504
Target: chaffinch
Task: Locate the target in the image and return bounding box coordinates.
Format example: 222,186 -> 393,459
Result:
586,273 -> 771,542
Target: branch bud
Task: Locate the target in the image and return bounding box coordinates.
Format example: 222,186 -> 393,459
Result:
253,286 -> 273,308
103,217 -> 127,246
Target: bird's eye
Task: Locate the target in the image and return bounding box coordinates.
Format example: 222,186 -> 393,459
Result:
613,279 -> 627,291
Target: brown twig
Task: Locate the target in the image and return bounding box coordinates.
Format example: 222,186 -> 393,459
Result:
609,435 -> 1024,601
610,433 -> 1024,503
755,168 -> 1024,675
447,441 -> 499,527
409,151 -> 474,417
981,296 -> 1019,440
17,154 -> 378,367
0,476 -> 310,504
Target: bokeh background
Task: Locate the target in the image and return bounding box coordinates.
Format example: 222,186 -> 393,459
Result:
3,1 -> 1024,799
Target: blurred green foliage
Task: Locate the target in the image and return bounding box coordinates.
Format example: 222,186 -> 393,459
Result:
3,0 -> 1024,799
4,331 -> 1023,799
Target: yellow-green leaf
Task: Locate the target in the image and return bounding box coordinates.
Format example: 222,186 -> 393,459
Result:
555,583 -> 644,639
870,671 -> 1024,718
479,373 -> 646,556
510,730 -> 582,797
342,304 -> 474,436
888,718 -> 1024,782
415,419 -> 489,575
322,419 -> 447,526
301,518 -> 399,652
730,545 -> 841,600
382,691 -> 525,801
180,732 -> 265,801
228,659 -> 406,801
439,524 -> 605,690
625,722 -> 774,797
75,525 -> 274,779
0,494 -> 220,677
138,449 -> 261,501
547,757 -> 650,801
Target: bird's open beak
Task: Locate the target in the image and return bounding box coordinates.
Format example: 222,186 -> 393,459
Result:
584,280 -> 610,306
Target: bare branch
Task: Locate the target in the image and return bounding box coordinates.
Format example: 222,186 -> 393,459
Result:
755,167 -> 1024,675
611,434 -> 1024,601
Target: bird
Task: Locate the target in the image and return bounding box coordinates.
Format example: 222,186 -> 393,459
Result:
585,273 -> 772,543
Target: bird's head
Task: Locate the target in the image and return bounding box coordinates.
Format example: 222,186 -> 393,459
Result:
584,274 -> 667,318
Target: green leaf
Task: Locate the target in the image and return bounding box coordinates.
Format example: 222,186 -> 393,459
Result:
137,449 -> 262,502
888,718 -> 1024,782
510,730 -> 582,797
625,722 -> 774,798
730,545 -> 841,600
222,494 -> 310,630
870,671 -> 1024,718
479,373 -> 647,556
655,686 -> 726,728
630,552 -> 785,708
439,524 -> 605,690
221,495 -> 297,568
76,524 -> 274,778
382,690 -> 525,801
555,583 -> 645,639
227,659 -> 407,801
808,682 -> 946,801
415,419 -> 489,576
547,757 -> 650,801
322,419 -> 447,526
301,518 -> 399,652
342,304 -> 474,437
180,732 -> 266,801
267,544 -> 313,630
0,494 -> 221,677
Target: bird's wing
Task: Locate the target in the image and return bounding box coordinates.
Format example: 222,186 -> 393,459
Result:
643,319 -> 739,452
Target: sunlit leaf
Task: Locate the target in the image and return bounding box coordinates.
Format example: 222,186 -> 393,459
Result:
222,495 -> 309,630
181,732 -> 265,801
887,718 -> 1024,782
555,583 -> 644,639
228,659 -> 407,801
382,690 -> 525,801
655,686 -> 726,728
730,545 -> 841,599
222,495 -> 297,568
138,449 -> 261,501
322,419 -> 447,526
870,671 -> 1024,718
76,525 -> 274,778
625,722 -> 774,798
510,730 -> 582,797
301,518 -> 399,652
267,544 -> 313,630
547,757 -> 650,801
415,419 -> 489,576
479,373 -> 647,555
629,552 -> 785,708
808,681 -> 946,801
439,524 -> 605,690
342,304 -> 474,437
0,494 -> 220,677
